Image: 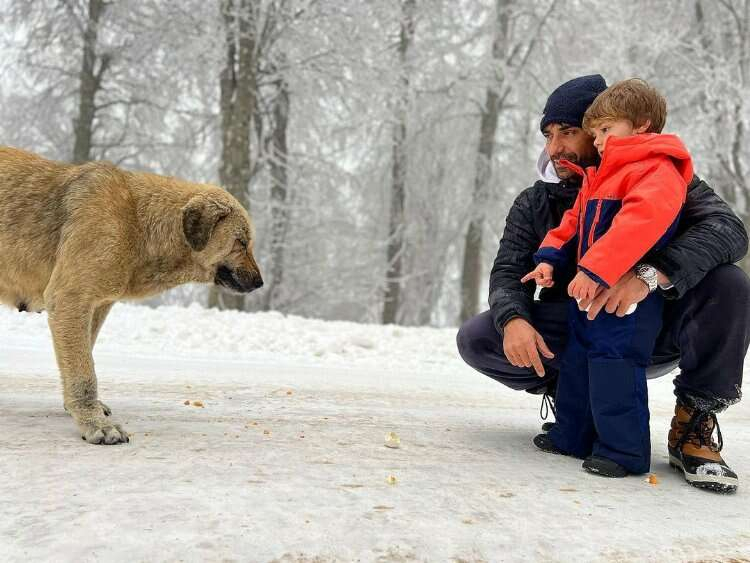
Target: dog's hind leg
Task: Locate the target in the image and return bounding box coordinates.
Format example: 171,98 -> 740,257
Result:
45,291 -> 128,445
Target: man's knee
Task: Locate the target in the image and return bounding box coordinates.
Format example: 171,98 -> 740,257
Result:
704,263 -> 750,290
698,264 -> 750,311
456,311 -> 497,368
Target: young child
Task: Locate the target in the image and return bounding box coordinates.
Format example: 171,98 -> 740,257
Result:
521,78 -> 693,477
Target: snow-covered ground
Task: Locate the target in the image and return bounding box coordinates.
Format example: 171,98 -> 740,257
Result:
1,303 -> 748,562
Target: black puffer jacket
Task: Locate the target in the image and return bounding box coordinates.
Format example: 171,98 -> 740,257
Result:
488,175 -> 749,332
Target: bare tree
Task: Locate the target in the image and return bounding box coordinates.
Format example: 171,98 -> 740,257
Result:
383,0 -> 416,325
253,1 -> 298,312
262,63 -> 291,310
459,0 -> 559,323
2,0 -> 215,167
71,0 -> 111,163
458,0 -> 510,324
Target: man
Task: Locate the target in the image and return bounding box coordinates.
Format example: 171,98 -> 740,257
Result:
457,74 -> 750,493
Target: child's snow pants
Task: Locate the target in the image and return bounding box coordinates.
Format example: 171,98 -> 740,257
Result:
548,292 -> 664,474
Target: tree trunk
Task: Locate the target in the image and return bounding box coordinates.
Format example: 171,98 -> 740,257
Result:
72,0 -> 109,164
262,67 -> 291,311
210,0 -> 258,311
383,0 -> 416,325
459,0 -> 509,323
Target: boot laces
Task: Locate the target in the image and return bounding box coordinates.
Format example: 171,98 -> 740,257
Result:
540,391 -> 556,421
676,409 -> 723,453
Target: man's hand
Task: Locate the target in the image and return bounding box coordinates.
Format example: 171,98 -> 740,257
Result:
568,271 -> 601,301
578,270 -> 649,320
521,263 -> 554,287
503,317 -> 555,377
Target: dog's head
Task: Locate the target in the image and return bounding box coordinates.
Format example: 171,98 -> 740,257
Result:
181,190 -> 263,294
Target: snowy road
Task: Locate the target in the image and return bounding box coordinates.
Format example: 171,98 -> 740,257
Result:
0,305 -> 749,562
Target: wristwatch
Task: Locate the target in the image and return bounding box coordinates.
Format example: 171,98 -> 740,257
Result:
635,263 -> 658,293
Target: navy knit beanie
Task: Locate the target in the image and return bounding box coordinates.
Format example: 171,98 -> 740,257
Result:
540,74 -> 607,132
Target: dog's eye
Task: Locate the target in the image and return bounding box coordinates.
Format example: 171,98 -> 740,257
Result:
236,239 -> 248,250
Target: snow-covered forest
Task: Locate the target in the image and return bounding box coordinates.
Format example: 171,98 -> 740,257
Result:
1,0 -> 748,326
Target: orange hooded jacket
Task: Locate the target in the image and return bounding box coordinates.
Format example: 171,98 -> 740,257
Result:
534,133 -> 694,288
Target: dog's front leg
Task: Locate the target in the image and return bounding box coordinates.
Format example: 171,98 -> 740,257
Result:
91,302 -> 114,348
88,302 -> 114,416
46,295 -> 128,444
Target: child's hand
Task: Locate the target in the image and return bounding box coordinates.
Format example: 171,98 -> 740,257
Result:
521,263 -> 554,287
568,271 -> 601,301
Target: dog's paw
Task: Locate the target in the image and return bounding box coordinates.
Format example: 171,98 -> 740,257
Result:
80,420 -> 130,445
69,405 -> 129,445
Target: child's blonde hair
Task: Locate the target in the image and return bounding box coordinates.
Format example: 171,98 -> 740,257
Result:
582,78 -> 667,133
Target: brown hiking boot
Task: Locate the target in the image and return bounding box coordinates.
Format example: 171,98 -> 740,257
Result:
668,402 -> 738,494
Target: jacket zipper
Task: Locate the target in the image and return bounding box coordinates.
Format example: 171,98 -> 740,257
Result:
588,198 -> 604,249
576,175 -> 590,260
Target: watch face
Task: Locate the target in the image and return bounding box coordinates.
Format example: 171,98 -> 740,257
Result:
636,265 -> 658,291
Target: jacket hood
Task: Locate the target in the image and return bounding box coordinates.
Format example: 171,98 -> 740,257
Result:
536,149 -> 581,201
536,149 -> 560,183
598,133 -> 694,183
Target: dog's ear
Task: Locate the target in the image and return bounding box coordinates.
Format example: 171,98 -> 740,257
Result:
182,196 -> 231,251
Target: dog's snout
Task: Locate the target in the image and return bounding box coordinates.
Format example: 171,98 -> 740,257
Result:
215,264 -> 264,294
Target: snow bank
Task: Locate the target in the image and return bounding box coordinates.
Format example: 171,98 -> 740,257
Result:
0,302 -> 463,373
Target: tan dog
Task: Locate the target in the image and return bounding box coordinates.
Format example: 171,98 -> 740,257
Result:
0,146 -> 263,444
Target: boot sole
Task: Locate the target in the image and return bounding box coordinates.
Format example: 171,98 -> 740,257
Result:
582,464 -> 626,478
668,454 -> 738,494
533,434 -> 567,456
582,456 -> 627,478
